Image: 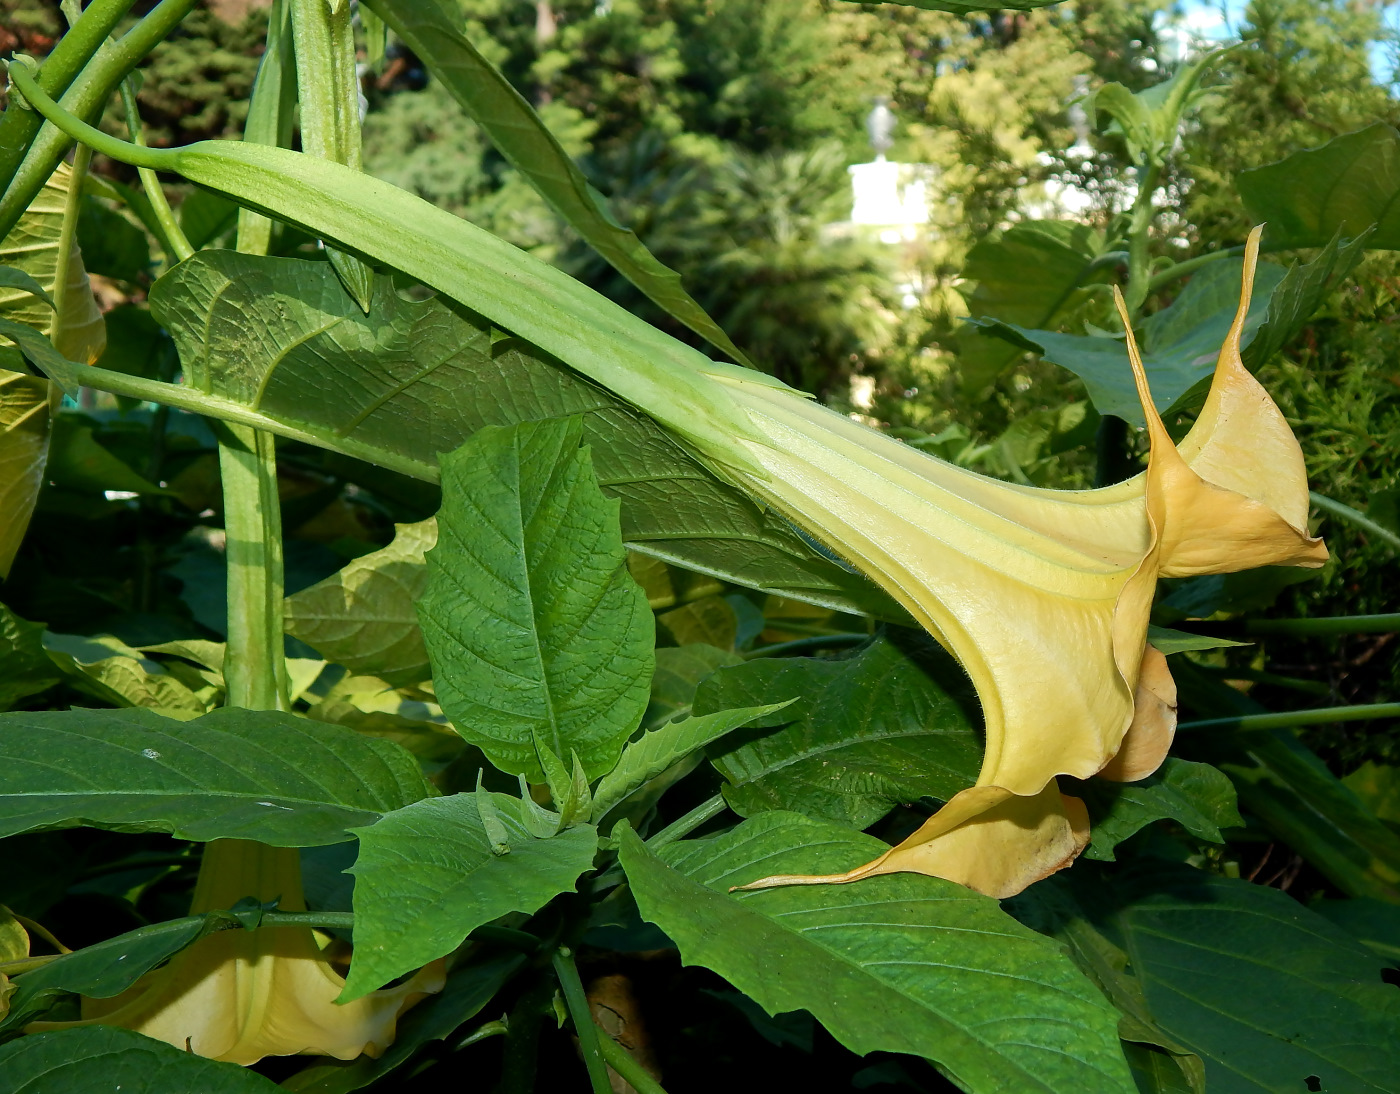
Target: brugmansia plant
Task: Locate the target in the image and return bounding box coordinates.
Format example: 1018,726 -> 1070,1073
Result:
0,1 -> 1397,1093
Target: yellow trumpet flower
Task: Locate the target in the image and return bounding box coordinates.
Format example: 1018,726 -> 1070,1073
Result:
30,840 -> 443,1065
688,226 -> 1324,898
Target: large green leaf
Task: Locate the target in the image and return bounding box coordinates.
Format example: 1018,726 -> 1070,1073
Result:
694,634 -> 982,828
149,251 -> 901,620
343,792 -> 597,1000
618,813 -> 1135,1094
955,220 -> 1105,392
1223,732 -> 1400,903
362,0 -> 751,367
0,912 -> 221,1031
0,1027 -> 280,1093
967,257 -> 1285,424
285,518 -> 436,687
1074,757 -> 1242,862
0,706 -> 432,845
418,418 -> 653,781
1104,863 -> 1400,1094
281,952 -> 525,1093
1238,123 -> 1400,249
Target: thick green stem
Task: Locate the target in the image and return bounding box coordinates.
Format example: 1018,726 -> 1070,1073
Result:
646,794 -> 728,849
218,423 -> 288,711
595,1027 -> 669,1094
1123,161 -> 1164,317
1147,245 -> 1246,294
1179,702 -> 1400,734
119,79 -> 191,263
0,0 -> 196,240
551,946 -> 613,1094
236,0 -> 296,254
1310,490 -> 1400,552
0,0 -> 135,190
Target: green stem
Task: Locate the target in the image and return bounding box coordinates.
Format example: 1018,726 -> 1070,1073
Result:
1147,245 -> 1246,293
0,0 -> 135,191
468,924 -> 542,953
646,793 -> 727,849
744,632 -> 870,659
218,422 -> 288,711
45,143 -> 89,346
1309,490 -> 1400,552
551,946 -> 613,1094
119,79 -> 192,263
236,0 -> 296,254
0,0 -> 196,240
1178,702 -> 1400,733
1177,613 -> 1400,638
595,1026 -> 669,1094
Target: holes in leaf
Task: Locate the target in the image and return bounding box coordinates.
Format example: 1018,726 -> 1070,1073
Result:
1382,967 -> 1400,989
1305,1077 -> 1322,1092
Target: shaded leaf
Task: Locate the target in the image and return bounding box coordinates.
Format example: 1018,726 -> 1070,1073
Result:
0,602 -> 60,710
1312,898 -> 1400,963
955,220 -> 1105,392
419,417 -> 653,782
286,518 -> 436,687
590,701 -> 795,822
646,643 -> 743,729
618,813 -> 1135,1094
45,415 -> 172,496
0,706 -> 432,845
305,674 -> 463,762
967,257 -> 1285,424
1238,123 -> 1400,249
43,631 -> 217,714
1145,625 -> 1247,654
343,792 -> 597,999
362,0 -> 752,366
658,594 -> 738,650
1108,863 -> 1400,1094
150,251 -> 902,620
1074,758 -> 1243,862
695,634 -> 982,828
0,1026 -> 280,1092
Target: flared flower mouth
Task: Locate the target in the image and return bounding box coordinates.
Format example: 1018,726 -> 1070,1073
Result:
29,840 -> 444,1065
690,226 -> 1326,898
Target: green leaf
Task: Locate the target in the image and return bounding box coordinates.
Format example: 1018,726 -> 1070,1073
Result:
1238,123 -> 1400,249
955,220 -> 1105,392
0,264 -> 55,310
658,594 -> 739,651
617,814 -> 1135,1094
149,251 -> 901,621
77,196 -> 150,283
1145,625 -> 1247,654
280,952 -> 525,1093
1105,863 -> 1400,1094
361,0 -> 751,367
0,1027 -> 281,1093
967,257 -> 1286,425
0,370 -> 54,578
418,417 -> 653,782
42,631 -> 217,714
1074,758 -> 1243,862
695,634 -> 982,828
0,913 -> 216,1031
591,701 -> 795,822
304,674 -> 464,763
0,602 -> 60,710
285,518 -> 436,687
0,706 -> 432,845
178,188 -> 239,249
343,792 -> 597,1000
851,0 -> 1065,10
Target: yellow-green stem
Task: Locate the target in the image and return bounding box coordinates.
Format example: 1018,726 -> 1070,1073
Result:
119,79 -> 192,263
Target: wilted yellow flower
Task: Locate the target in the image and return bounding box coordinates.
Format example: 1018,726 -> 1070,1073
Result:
30,840 -> 443,1065
709,226 -> 1325,898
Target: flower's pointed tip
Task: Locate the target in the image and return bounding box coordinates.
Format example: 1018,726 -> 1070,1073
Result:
729,865 -> 878,893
